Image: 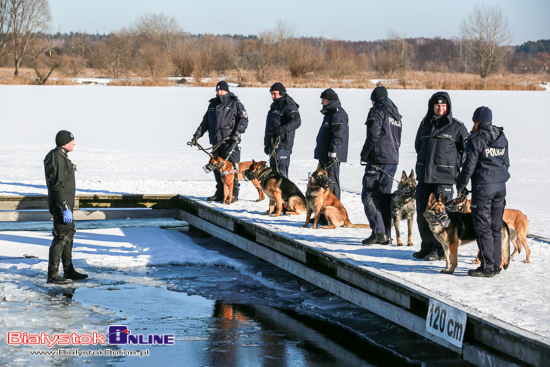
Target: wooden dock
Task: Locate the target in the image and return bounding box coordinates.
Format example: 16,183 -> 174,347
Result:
1,194 -> 548,366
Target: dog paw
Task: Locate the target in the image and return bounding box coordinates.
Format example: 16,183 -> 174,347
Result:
407,243 -> 413,246
396,242 -> 404,247
440,269 -> 454,274
301,224 -> 309,228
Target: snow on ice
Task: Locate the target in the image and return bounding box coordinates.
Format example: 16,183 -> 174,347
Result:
1,85 -> 549,349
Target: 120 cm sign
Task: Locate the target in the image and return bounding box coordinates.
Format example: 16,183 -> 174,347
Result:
426,299 -> 467,348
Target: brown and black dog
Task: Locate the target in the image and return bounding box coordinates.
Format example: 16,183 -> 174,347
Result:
206,156 -> 267,204
449,196 -> 531,263
390,170 -> 416,246
302,164 -> 370,229
244,160 -> 307,217
424,192 -> 510,274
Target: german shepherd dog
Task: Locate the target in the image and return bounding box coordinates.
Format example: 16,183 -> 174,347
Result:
390,170 -> 416,246
448,196 -> 531,264
244,160 -> 307,217
302,164 -> 370,229
424,192 -> 510,274
205,156 -> 266,204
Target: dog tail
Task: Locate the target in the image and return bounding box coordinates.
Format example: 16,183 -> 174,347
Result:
501,221 -> 511,270
344,220 -> 370,229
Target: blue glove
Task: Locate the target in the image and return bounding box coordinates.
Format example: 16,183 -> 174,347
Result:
62,209 -> 73,224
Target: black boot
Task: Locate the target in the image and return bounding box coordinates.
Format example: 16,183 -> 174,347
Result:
362,233 -> 390,245
207,194 -> 222,202
48,272 -> 73,284
63,264 -> 88,280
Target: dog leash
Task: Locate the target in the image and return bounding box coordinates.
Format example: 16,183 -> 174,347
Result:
269,136 -> 281,173
189,137 -> 230,157
371,163 -> 401,184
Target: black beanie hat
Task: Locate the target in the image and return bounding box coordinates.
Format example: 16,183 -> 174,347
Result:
472,106 -> 492,122
270,82 -> 286,93
370,86 -> 388,101
56,130 -> 74,147
216,81 -> 229,92
432,95 -> 448,105
320,88 -> 339,100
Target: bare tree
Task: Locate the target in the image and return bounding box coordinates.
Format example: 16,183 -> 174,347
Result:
285,40 -> 319,78
28,33 -> 62,84
460,5 -> 511,78
96,33 -> 132,78
8,0 -> 51,76
0,0 -> 13,59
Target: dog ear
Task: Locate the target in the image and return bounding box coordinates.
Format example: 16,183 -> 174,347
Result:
317,162 -> 322,171
401,171 -> 407,180
428,193 -> 437,207
409,169 -> 415,179
438,192 -> 446,203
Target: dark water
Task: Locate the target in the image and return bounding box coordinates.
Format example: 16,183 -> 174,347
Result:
7,228 -> 473,367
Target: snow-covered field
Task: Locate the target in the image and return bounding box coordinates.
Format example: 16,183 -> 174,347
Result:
1,85 -> 550,349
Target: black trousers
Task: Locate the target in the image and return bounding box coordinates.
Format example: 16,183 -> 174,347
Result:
416,182 -> 454,254
361,164 -> 396,237
48,215 -> 76,277
471,187 -> 506,273
269,148 -> 292,178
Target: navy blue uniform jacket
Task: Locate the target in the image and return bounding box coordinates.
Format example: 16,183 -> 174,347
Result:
194,92 -> 248,145
314,100 -> 349,163
264,93 -> 301,151
415,92 -> 469,184
456,121 -> 510,191
360,97 -> 402,165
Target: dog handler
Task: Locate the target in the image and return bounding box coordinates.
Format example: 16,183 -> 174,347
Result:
264,82 -> 301,178
188,81 -> 249,202
314,88 -> 349,200
44,130 -> 88,284
413,92 -> 468,261
360,86 -> 402,245
457,107 -> 510,277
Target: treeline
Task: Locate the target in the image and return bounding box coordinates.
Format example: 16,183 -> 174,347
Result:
1,9 -> 548,86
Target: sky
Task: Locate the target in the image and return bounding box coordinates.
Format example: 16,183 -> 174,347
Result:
48,0 -> 550,45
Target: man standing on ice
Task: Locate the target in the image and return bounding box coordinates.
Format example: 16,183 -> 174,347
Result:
457,107 -> 510,277
413,92 -> 468,261
44,130 -> 88,284
188,81 -> 249,202
314,88 -> 349,200
360,86 -> 402,245
264,82 -> 301,178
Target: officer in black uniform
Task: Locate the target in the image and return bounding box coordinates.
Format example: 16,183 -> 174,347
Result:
264,82 -> 301,178
413,92 -> 469,260
189,81 -> 249,202
314,88 -> 349,200
44,130 -> 88,284
360,86 -> 402,245
457,106 -> 510,277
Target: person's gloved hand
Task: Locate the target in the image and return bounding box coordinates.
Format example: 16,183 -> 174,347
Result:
457,187 -> 469,197
264,146 -> 269,155
62,209 -> 73,224
187,136 -> 198,146
230,132 -> 240,142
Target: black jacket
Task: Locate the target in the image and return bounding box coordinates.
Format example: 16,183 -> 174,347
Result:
314,100 -> 349,163
360,97 -> 402,165
44,147 -> 76,215
264,93 -> 301,151
456,121 -> 510,191
415,92 -> 469,184
194,92 -> 248,145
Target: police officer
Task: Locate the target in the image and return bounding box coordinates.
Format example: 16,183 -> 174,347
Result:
413,92 -> 469,260
264,82 -> 301,178
44,130 -> 88,284
360,86 -> 402,245
189,81 -> 249,202
457,107 -> 510,277
314,88 -> 349,200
